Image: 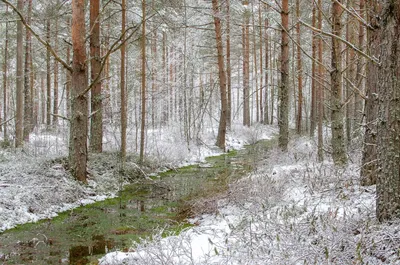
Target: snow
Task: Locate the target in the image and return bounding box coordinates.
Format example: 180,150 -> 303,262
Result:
99,136 -> 400,265
2,124 -> 399,264
0,123 -> 276,233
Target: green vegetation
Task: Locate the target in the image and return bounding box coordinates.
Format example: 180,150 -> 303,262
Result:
0,138 -> 276,264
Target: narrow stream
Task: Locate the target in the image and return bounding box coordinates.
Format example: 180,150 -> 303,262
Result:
0,139 -> 274,264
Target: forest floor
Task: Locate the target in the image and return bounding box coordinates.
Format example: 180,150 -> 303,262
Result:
0,123 -> 275,233
1,123 -> 399,264
100,134 -> 400,264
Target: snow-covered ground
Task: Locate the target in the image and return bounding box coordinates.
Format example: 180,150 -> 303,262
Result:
0,123 -> 276,233
100,137 -> 400,265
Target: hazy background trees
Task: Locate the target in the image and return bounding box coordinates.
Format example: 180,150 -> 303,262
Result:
1,0 -> 400,220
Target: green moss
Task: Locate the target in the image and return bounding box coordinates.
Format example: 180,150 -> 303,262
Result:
1,137 -> 278,264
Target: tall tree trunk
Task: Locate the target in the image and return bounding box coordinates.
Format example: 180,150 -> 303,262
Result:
103,19 -> 111,122
355,0 -> 365,126
279,0 -> 289,150
70,0 -> 88,182
66,38 -> 71,119
376,0 -> 400,221
345,0 -> 356,144
330,0 -> 347,165
23,0 -> 32,141
226,0 -> 232,130
360,0 -> 380,185
243,2 -> 250,127
3,6 -> 8,139
139,0 -> 146,163
15,0 -> 24,147
271,41 -> 276,124
89,0 -> 103,153
296,0 -> 303,134
310,3 -> 317,137
120,0 -> 127,162
41,72 -> 45,124
46,20 -> 51,128
317,0 -> 324,162
259,2 -> 263,124
213,0 -> 227,151
162,32 -> 168,124
252,8 -> 259,123
151,27 -> 157,130
53,17 -> 59,127
29,32 -> 35,131
263,17 -> 269,125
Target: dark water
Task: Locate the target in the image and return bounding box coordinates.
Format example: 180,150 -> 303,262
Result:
0,139 -> 274,264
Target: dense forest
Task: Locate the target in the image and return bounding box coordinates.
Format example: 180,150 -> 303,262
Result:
1,0 -> 400,264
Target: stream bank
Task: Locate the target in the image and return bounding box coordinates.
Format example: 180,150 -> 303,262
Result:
0,138 -> 275,264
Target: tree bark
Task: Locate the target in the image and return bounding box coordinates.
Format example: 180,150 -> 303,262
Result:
243,2 -> 250,127
376,0 -> 400,221
279,0 -> 289,151
89,0 -> 103,153
46,20 -> 51,128
15,0 -> 24,147
252,8 -> 259,123
310,3 -> 317,137
263,18 -> 269,125
259,2 -> 263,124
53,17 -> 59,128
3,6 -> 8,139
360,0 -> 380,185
213,0 -> 227,151
226,0 -> 232,130
70,0 -> 88,182
139,0 -> 146,163
345,0 -> 356,144
23,0 -> 32,141
355,0 -> 365,126
296,0 -> 303,134
330,0 -> 347,165
121,0 -> 127,162
66,35 -> 71,119
317,0 -> 324,162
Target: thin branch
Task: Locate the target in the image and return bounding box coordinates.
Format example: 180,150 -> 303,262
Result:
0,116 -> 15,127
1,0 -> 72,72
299,19 -> 380,65
50,113 -> 70,121
274,18 -> 330,72
343,76 -> 367,100
88,109 -> 100,119
80,12 -> 156,98
332,0 -> 372,30
80,23 -> 141,97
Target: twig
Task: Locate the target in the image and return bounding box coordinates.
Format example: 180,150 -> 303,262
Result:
299,19 -> 380,65
1,0 -> 72,72
0,116 -> 15,127
50,113 -> 70,121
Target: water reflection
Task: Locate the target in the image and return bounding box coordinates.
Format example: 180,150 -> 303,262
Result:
69,235 -> 114,264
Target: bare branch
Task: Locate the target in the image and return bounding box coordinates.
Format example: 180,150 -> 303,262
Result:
0,116 -> 15,127
80,23 -> 141,97
332,0 -> 372,30
50,113 -> 70,121
299,19 -> 380,65
1,0 -> 72,72
274,18 -> 331,72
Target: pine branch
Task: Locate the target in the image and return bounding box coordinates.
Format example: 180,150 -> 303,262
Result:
1,0 -> 72,72
299,19 -> 380,65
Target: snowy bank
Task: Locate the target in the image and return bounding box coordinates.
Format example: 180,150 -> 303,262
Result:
100,137 -> 400,265
0,124 -> 277,233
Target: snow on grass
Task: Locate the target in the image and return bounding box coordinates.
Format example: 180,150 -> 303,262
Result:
0,151 -> 119,232
0,123 -> 277,234
100,136 -> 400,265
